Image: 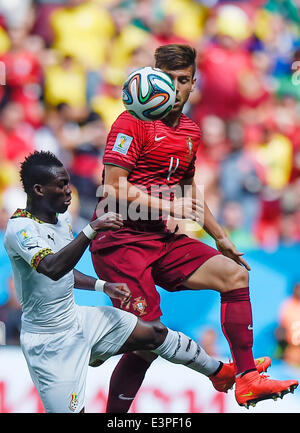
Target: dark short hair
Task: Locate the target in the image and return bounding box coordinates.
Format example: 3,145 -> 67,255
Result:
154,44 -> 197,76
20,151 -> 63,195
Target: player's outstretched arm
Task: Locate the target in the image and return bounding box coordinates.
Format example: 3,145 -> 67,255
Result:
36,212 -> 123,281
182,177 -> 251,270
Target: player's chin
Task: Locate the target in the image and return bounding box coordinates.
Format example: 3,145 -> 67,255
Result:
57,202 -> 71,213
172,101 -> 183,112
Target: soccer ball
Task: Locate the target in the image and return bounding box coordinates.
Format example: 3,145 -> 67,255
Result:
122,66 -> 176,121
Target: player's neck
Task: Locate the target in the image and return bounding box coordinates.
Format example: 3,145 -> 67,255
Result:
26,200 -> 58,224
162,111 -> 181,128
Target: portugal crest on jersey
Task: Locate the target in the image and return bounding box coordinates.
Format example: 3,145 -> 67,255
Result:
132,297 -> 147,316
186,136 -> 194,155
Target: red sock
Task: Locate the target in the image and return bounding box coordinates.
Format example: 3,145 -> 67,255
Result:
221,287 -> 256,375
106,353 -> 152,413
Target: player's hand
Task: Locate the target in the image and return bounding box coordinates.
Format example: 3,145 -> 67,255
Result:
90,212 -> 124,231
215,237 -> 251,271
103,282 -> 131,307
170,197 -> 204,224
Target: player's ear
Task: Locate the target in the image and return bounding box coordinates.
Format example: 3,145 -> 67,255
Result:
33,184 -> 45,197
191,76 -> 196,92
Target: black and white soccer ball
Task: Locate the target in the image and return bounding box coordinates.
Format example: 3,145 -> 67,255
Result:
122,66 -> 176,121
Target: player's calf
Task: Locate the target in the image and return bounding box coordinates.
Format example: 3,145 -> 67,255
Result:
153,328 -> 221,376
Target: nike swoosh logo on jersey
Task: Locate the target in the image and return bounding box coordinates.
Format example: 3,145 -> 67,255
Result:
119,394 -> 135,400
154,135 -> 166,141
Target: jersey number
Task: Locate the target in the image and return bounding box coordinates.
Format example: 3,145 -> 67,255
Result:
167,157 -> 179,181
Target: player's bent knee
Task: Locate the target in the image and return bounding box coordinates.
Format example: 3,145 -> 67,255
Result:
138,321 -> 167,350
151,322 -> 168,348
119,319 -> 167,352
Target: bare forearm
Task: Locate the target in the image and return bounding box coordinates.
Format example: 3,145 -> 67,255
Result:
74,269 -> 97,290
182,179 -> 250,269
202,201 -> 227,241
37,213 -> 123,281
38,232 -> 91,280
105,179 -> 172,216
103,166 -> 203,221
185,179 -> 226,241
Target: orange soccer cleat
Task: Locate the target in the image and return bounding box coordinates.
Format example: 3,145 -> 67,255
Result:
235,370 -> 298,409
209,357 -> 271,393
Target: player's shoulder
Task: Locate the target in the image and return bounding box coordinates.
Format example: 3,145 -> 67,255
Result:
180,113 -> 201,134
6,209 -> 39,231
4,209 -> 39,247
112,110 -> 156,134
113,110 -> 144,128
109,111 -> 153,146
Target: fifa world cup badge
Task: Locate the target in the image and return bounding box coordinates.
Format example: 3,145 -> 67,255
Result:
112,133 -> 133,155
69,392 -> 79,411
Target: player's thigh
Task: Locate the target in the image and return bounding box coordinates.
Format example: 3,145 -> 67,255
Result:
154,234 -> 220,292
88,306 -> 138,365
21,325 -> 89,413
183,254 -> 249,292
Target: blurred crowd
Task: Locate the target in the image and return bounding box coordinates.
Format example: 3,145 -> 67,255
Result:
275,280 -> 300,368
0,0 -> 299,347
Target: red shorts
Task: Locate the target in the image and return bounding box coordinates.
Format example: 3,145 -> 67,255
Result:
90,227 -> 220,321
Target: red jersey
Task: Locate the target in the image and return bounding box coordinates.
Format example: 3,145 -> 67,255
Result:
94,110 -> 200,231
103,110 -> 200,197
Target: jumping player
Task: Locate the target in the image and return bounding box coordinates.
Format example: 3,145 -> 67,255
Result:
5,150 -> 259,413
90,44 -> 298,410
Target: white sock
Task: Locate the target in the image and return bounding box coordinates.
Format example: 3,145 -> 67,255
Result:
153,328 -> 220,376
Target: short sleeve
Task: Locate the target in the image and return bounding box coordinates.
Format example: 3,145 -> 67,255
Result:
5,219 -> 54,270
103,111 -> 145,172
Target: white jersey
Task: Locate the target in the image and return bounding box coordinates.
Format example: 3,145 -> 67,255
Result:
4,210 -> 139,413
4,209 -> 76,333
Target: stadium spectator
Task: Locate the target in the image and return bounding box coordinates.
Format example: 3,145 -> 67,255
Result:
0,101 -> 35,164
192,5 -> 255,123
275,281 -> 300,367
0,276 -> 21,345
68,111 -> 106,221
50,0 -> 115,70
220,201 -> 258,250
0,207 -> 12,306
0,21 -> 44,128
198,327 -> 220,358
43,54 -> 87,108
218,119 -> 263,232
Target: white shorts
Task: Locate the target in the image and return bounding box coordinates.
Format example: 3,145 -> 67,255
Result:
20,305 -> 138,413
